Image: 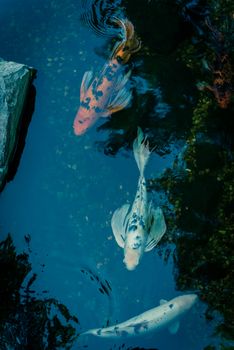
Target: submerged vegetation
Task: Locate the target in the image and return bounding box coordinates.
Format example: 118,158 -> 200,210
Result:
93,0 -> 234,348
145,2 -> 234,348
0,235 -> 79,350
149,94 -> 234,345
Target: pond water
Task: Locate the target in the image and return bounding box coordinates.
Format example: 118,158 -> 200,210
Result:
0,0 -> 233,349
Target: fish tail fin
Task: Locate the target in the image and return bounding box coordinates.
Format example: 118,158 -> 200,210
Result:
133,127 -> 151,177
111,18 -> 141,64
80,328 -> 98,337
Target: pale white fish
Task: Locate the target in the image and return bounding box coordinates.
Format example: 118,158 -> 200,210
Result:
111,127 -> 166,270
82,294 -> 198,338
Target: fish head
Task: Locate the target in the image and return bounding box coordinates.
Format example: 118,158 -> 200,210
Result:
123,246 -> 140,270
175,294 -> 198,312
123,233 -> 144,270
73,107 -> 97,135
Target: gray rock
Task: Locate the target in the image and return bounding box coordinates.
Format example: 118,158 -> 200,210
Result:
0,59 -> 36,191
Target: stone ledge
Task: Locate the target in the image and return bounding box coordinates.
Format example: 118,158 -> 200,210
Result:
0,59 -> 36,191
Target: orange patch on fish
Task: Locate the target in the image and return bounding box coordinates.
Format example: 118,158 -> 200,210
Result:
73,18 -> 141,136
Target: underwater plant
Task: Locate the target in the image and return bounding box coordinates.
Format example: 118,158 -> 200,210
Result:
0,234 -> 79,350
148,90 -> 234,348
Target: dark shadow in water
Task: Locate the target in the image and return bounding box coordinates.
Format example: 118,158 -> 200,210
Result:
1,81 -> 37,192
0,234 -> 79,349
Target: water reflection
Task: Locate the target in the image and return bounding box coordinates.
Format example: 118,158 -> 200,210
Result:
148,93 -> 233,347
0,0 -> 233,349
0,235 -> 79,349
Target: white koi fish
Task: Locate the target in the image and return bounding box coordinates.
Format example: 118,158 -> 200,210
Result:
82,294 -> 198,338
111,127 -> 166,270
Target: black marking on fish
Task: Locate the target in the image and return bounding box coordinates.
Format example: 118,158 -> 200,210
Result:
97,329 -> 102,335
169,303 -> 174,309
96,90 -> 103,98
132,242 -> 141,249
99,288 -> 104,294
128,224 -> 138,232
131,218 -> 137,224
93,106 -> 103,113
106,71 -> 115,81
139,217 -> 145,229
116,55 -> 123,63
80,97 -> 91,110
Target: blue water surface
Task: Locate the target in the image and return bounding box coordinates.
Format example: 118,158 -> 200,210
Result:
0,1 -> 214,349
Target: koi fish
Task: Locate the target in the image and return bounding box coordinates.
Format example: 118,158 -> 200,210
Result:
73,18 -> 141,135
82,294 -> 198,338
198,18 -> 233,109
111,128 -> 166,271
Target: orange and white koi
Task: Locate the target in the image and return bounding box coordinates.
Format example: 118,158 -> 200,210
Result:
73,18 -> 141,135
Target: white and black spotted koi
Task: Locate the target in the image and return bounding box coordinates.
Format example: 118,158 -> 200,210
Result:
111,127 -> 166,270
81,294 -> 198,338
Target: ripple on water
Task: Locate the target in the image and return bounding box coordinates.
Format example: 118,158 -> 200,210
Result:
81,0 -> 125,38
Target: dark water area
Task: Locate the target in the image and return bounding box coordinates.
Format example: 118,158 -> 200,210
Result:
0,0 -> 233,349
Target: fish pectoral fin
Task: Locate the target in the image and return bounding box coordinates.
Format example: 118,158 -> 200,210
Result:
80,70 -> 94,101
159,299 -> 168,305
114,70 -> 131,91
168,321 -> 180,334
144,207 -> 166,252
99,110 -> 111,118
107,87 -> 132,114
111,204 -> 130,248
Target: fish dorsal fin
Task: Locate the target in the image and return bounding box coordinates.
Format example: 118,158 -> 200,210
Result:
160,299 -> 168,305
80,70 -> 93,101
145,207 -> 166,252
168,321 -> 180,334
111,204 -> 130,248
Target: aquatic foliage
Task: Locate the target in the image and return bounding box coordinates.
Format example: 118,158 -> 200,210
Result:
148,87 -> 233,348
0,234 -> 79,350
93,2 -> 233,345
